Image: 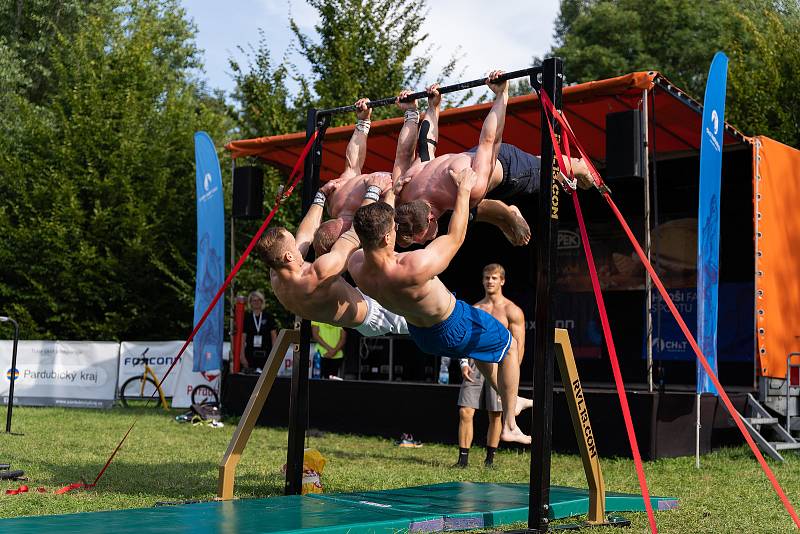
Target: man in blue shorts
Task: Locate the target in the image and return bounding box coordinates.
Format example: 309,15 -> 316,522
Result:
348,156 -> 531,444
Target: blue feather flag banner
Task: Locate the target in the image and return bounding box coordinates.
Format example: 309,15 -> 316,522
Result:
697,52 -> 728,395
193,132 -> 225,372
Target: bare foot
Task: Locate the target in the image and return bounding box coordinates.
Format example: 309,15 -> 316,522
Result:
515,396 -> 533,416
500,206 -> 531,246
501,426 -> 532,445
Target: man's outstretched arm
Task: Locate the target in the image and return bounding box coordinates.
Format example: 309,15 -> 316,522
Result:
312,174 -> 390,280
392,89 -> 419,191
417,83 -> 441,161
295,180 -> 337,256
341,98 -> 372,179
472,70 -> 509,181
408,167 -> 477,278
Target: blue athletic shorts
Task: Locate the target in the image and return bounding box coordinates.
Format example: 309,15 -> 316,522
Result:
407,299 -> 512,363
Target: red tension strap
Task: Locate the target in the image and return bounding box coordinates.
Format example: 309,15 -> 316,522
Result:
85,131 -> 319,489
572,192 -> 658,534
539,94 -> 657,533
540,92 -> 800,529
606,194 -> 800,529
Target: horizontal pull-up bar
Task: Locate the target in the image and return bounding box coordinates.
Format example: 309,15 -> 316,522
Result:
317,66 -> 543,116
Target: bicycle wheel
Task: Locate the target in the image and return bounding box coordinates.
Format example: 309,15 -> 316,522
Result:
191,384 -> 219,406
120,376 -> 160,408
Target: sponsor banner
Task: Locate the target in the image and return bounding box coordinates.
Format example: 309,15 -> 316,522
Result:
0,341 -> 118,408
697,52 -> 728,395
644,283 -> 753,362
193,131 -> 225,372
118,341 -> 228,407
118,341 -> 186,397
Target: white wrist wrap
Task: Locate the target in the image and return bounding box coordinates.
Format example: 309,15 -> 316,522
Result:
313,190 -> 326,207
364,185 -> 381,202
355,119 -> 371,135
404,109 -> 420,124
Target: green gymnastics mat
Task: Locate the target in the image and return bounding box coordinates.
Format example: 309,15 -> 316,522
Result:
0,482 -> 677,533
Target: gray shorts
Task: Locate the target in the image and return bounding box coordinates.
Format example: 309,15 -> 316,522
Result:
457,361 -> 502,412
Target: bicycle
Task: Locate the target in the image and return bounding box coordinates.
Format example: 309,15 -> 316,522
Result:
119,348 -> 170,409
190,383 -> 219,406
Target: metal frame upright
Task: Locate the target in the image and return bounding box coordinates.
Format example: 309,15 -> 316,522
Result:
526,56 -> 562,532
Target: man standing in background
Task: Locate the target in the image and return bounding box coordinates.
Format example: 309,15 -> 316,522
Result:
455,263 -> 526,467
312,322 -> 347,379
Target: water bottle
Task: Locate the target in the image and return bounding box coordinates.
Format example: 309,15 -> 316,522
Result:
438,356 -> 450,384
312,350 -> 322,379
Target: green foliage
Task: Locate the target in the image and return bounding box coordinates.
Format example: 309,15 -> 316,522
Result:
0,0 -> 233,340
289,0 -> 436,125
551,0 -> 800,146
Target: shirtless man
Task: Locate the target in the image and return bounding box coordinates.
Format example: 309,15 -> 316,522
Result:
394,74 -> 593,248
312,95 -> 414,254
348,165 -> 531,444
316,85 -> 532,251
456,263 -> 526,467
255,100 -> 415,337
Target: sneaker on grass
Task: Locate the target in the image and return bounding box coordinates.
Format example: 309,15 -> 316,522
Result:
395,433 -> 423,448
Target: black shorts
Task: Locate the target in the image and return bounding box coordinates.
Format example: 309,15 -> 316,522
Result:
467,143 -> 541,200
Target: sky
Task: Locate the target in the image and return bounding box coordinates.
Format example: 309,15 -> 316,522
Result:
180,0 -> 561,99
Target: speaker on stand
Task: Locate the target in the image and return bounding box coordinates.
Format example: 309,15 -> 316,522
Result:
232,166 -> 264,220
605,109 -> 645,180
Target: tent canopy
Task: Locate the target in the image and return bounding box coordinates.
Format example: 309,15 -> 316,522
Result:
225,71 -> 748,180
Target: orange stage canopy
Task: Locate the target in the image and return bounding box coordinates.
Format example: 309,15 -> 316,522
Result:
226,71 -> 800,380
226,71 -> 747,181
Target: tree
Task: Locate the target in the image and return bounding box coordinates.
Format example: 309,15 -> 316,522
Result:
289,0 -> 444,125
0,0 -> 233,340
550,0 -> 800,146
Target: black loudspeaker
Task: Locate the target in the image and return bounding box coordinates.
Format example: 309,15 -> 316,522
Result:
232,166 -> 264,219
605,109 -> 645,180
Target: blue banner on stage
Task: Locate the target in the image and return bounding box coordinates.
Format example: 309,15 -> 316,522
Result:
645,284 -> 753,363
193,132 -> 225,372
696,52 -> 728,395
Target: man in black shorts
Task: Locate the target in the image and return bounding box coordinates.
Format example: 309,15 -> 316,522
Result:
394,81 -> 592,248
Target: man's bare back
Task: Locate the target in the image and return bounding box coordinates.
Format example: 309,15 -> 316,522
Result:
398,153 -> 499,216
325,171 -> 392,227
347,251 -> 455,327
270,260 -> 368,328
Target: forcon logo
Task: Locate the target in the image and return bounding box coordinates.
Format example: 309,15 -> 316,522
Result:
204,172 -> 212,192
711,109 -> 719,135
6,368 -> 19,381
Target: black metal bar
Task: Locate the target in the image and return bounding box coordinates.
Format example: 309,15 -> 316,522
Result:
285,108 -> 325,495
318,67 -> 543,116
528,57 -> 563,532
2,317 -> 19,433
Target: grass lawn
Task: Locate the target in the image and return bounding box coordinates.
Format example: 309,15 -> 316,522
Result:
1,405 -> 799,533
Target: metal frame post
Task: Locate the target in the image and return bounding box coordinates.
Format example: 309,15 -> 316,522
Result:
2,317 -> 20,434
285,108 -> 325,495
642,89 -> 654,393
528,56 -> 563,532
